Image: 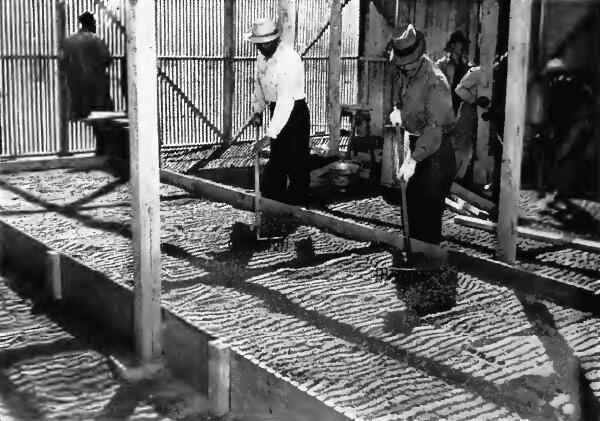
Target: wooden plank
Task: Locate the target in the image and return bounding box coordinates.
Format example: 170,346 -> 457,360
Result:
223,0 -> 235,145
0,154 -> 110,174
454,215 -> 600,253
327,0 -> 342,154
160,169 -> 405,250
472,0 -> 499,186
55,0 -> 69,156
448,250 -> 600,317
497,0 -> 532,263
450,182 -> 495,212
125,0 -> 162,362
278,0 -> 296,48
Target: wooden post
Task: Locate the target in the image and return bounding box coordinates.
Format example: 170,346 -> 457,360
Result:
46,251 -> 62,301
472,0 -> 499,186
55,0 -> 70,156
223,0 -> 235,145
327,0 -> 342,155
125,0 -> 162,362
595,4 -> 600,200
208,339 -> 231,416
497,0 -> 532,263
356,0 -> 369,106
278,0 -> 296,48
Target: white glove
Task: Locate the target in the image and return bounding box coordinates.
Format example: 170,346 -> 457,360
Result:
389,107 -> 402,127
397,157 -> 417,183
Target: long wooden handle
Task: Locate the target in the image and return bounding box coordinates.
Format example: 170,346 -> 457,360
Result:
396,125 -> 412,259
254,128 -> 261,239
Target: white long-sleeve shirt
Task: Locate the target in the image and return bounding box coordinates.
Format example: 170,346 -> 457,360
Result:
251,43 -> 306,139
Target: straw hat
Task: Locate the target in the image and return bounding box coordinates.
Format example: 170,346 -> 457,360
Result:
244,17 -> 281,44
390,24 -> 426,65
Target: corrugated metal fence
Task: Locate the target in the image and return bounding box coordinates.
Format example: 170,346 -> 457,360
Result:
1,0 -> 359,157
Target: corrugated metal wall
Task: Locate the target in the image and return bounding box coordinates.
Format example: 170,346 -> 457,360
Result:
1,0 -> 359,157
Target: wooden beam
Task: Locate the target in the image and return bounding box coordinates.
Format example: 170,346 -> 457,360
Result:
0,154 -> 110,174
450,182 -> 495,212
278,0 -> 296,47
472,0 -> 499,186
125,0 -> 162,362
55,0 -> 69,156
596,4 -> 600,201
448,251 -> 600,317
454,215 -> 600,253
223,0 -> 235,145
327,0 -> 342,154
160,169 -> 405,250
497,0 -> 532,263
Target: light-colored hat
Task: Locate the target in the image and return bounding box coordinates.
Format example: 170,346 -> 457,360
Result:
244,17 -> 281,44
390,24 -> 426,65
545,57 -> 567,73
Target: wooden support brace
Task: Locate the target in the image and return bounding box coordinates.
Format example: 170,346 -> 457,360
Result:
454,215 -> 600,253
208,339 -> 231,416
46,251 -> 62,301
0,155 -> 110,174
450,182 -> 495,212
160,169 -> 405,250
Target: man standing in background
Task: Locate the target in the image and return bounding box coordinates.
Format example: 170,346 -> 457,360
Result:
436,31 -> 472,115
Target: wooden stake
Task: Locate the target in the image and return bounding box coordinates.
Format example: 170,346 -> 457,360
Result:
497,0 -> 532,263
55,0 -> 69,156
472,0 -> 499,186
327,0 -> 342,155
46,251 -> 62,301
223,0 -> 235,145
126,0 -> 162,362
208,339 -> 231,416
278,0 -> 296,48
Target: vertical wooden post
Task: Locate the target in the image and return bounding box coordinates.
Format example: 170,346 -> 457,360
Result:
223,0 -> 235,145
125,0 -> 162,362
472,0 -> 499,186
278,0 -> 296,48
327,0 -> 342,155
497,0 -> 532,263
46,251 -> 62,301
356,0 -> 369,106
55,0 -> 69,156
595,4 -> 600,201
208,339 -> 231,416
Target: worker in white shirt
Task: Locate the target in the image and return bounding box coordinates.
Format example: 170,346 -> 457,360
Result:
246,17 -> 310,208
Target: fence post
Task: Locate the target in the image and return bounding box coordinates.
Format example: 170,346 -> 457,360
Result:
278,0 -> 296,48
327,0 -> 342,155
55,0 -> 70,156
223,0 -> 235,146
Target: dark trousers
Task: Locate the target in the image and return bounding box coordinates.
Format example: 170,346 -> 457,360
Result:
405,134 -> 456,245
263,99 -> 311,206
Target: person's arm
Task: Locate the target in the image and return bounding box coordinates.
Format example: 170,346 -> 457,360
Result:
251,59 -> 266,115
411,81 -> 453,162
265,55 -> 301,139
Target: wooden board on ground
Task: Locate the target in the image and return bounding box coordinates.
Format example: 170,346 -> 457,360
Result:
0,154 -> 110,174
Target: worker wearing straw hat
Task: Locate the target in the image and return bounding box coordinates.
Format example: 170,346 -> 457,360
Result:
247,17 -> 311,209
388,24 -> 456,268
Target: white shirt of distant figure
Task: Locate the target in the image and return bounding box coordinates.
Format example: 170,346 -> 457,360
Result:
247,18 -> 306,153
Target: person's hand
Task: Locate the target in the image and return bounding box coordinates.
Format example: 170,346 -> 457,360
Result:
389,107 -> 402,127
250,112 -> 263,128
476,96 -> 491,109
252,135 -> 272,154
397,157 -> 417,183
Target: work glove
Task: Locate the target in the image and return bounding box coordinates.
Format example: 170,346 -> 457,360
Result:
250,112 -> 263,128
252,135 -> 272,155
389,107 -> 402,127
397,156 -> 417,183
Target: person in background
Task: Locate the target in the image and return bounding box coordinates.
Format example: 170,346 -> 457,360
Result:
435,31 -> 472,115
58,12 -> 113,155
389,24 -> 457,269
